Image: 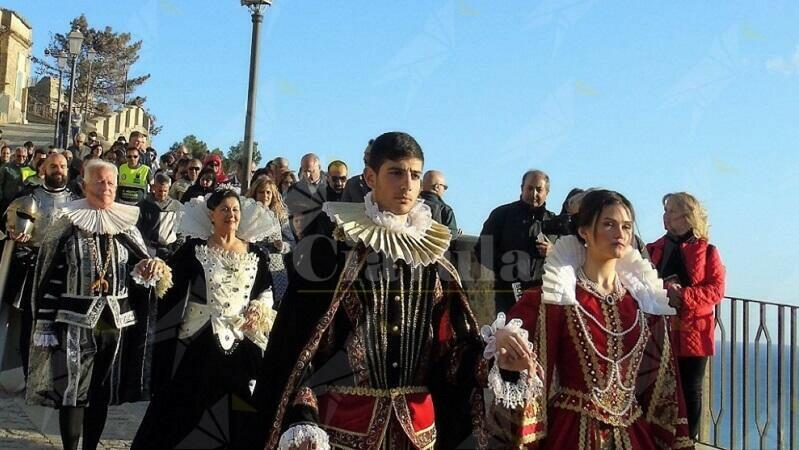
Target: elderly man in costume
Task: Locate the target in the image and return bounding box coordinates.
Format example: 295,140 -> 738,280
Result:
26,159 -> 170,450
1,153 -> 77,379
257,132 -> 532,450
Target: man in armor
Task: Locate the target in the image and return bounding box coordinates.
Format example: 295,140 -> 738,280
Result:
1,153 -> 76,377
26,159 -> 169,450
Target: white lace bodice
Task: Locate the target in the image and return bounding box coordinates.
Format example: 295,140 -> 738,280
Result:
179,245 -> 265,350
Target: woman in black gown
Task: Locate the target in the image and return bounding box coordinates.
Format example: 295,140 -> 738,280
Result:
132,189 -> 277,449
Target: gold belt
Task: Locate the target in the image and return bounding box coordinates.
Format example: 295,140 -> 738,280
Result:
326,385 -> 428,398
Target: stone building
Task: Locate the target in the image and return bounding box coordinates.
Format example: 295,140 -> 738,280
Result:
0,8 -> 33,124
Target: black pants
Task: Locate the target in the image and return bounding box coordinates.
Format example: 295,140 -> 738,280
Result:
678,356 -> 708,439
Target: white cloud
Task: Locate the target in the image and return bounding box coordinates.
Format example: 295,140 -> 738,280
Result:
766,46 -> 799,75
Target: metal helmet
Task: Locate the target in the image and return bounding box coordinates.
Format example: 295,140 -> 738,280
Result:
6,196 -> 39,237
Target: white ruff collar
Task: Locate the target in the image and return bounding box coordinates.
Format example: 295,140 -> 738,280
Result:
541,235 -> 675,316
322,193 -> 451,267
179,195 -> 280,243
59,199 -> 140,235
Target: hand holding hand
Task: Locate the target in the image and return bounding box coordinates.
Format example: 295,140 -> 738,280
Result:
667,283 -> 683,308
495,327 -> 531,363
138,258 -> 164,282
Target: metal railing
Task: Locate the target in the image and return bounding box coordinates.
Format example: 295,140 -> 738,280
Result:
702,297 -> 799,449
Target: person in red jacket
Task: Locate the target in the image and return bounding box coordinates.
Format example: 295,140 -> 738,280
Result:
647,192 -> 725,441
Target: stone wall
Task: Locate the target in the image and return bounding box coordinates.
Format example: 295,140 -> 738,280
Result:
0,9 -> 33,124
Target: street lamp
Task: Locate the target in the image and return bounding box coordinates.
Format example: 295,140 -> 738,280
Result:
65,28 -> 84,145
83,47 -> 98,117
51,52 -> 68,146
240,0 -> 272,191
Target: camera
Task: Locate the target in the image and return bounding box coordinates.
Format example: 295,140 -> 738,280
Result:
541,214 -> 573,237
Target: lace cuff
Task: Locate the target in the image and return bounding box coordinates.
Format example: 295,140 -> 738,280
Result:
278,424 -> 330,450
242,292 -> 277,350
480,312 -> 529,361
32,322 -> 59,347
131,258 -> 173,298
488,363 -> 543,409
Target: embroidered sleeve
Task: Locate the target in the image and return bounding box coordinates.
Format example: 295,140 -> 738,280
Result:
486,293 -> 553,448
640,317 -> 694,448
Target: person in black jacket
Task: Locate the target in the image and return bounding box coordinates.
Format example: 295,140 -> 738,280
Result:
419,170 -> 458,237
475,169 -> 556,314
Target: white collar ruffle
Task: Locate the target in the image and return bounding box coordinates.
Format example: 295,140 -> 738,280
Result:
179,195 -> 280,243
542,235 -> 675,316
322,193 -> 451,267
59,199 -> 140,235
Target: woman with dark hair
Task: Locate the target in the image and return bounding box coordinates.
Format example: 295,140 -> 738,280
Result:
647,192 -> 725,441
180,167 -> 217,203
132,189 -> 278,449
490,189 -> 692,449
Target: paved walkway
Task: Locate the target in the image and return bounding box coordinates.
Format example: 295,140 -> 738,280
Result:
0,370 -> 145,449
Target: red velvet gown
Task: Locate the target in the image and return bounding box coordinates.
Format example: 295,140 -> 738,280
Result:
489,286 -> 694,450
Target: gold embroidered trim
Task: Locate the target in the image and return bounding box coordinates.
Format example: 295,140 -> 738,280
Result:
327,385 -> 427,398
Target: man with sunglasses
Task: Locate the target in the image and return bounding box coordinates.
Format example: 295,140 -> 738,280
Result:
420,170 -> 458,237
0,147 -> 31,211
117,146 -> 153,205
169,158 -> 198,200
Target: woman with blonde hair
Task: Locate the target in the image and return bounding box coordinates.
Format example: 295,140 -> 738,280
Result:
247,176 -> 294,306
646,191 -> 725,441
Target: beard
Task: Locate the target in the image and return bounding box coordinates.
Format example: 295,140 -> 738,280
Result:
45,172 -> 67,189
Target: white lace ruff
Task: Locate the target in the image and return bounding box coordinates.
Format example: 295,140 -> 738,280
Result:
278,424 -> 330,450
178,195 -> 281,243
321,199 -> 451,268
541,235 -> 675,316
57,199 -> 139,235
363,191 -> 433,240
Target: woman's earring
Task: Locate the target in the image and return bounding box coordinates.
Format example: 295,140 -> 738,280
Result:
584,241 -> 588,248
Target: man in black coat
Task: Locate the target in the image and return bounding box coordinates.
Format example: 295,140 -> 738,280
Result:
475,169 -> 557,314
419,169 -> 458,237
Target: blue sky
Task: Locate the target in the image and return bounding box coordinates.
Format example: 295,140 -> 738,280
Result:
8,1 -> 799,304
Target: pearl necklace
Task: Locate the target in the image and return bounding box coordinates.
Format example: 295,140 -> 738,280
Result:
572,292 -> 649,417
576,267 -> 625,305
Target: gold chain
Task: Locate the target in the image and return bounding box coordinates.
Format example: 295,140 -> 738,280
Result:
87,235 -> 113,294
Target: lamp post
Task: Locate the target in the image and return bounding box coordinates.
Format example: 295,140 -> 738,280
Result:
240,0 -> 271,191
83,48 -> 97,117
53,52 -> 67,146
65,28 -> 84,145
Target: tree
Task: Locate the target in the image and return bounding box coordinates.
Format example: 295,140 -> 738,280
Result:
226,141 -> 262,172
169,135 -> 220,161
32,15 -> 152,119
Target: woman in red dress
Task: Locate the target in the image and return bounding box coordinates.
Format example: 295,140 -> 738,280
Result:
490,189 -> 694,449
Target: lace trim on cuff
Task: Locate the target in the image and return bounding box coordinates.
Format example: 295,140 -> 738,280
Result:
131,258 -> 173,298
479,312 -> 529,360
278,424 -> 330,450
487,364 -> 543,410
